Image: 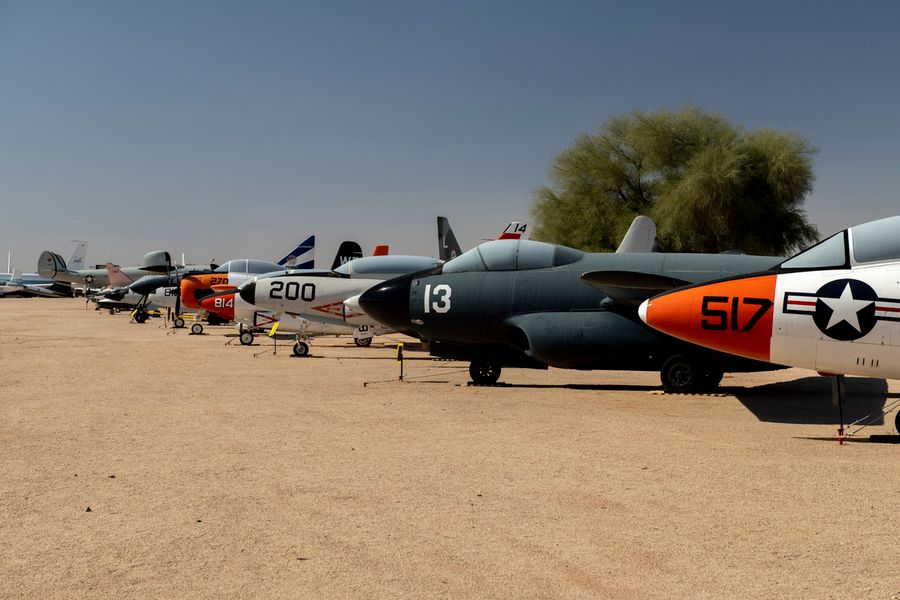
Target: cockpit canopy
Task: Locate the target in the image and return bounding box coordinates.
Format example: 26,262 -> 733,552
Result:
442,239 -> 585,273
213,259 -> 284,274
779,214 -> 900,270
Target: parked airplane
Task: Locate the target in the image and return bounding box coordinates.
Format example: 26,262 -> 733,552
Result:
234,219 -> 527,354
638,214 -> 900,430
356,216 -> 785,391
0,269 -> 71,297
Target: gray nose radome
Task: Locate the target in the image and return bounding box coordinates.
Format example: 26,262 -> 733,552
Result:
358,274 -> 413,330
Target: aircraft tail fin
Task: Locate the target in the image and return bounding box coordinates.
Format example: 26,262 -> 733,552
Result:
277,235 -> 315,269
331,241 -> 363,270
437,216 -> 463,261
498,222 -> 528,240
9,268 -> 21,284
372,244 -> 390,256
615,216 -> 658,253
38,250 -> 70,278
69,241 -> 89,271
105,263 -> 133,288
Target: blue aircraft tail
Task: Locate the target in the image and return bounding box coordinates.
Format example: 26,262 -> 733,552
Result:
277,235 -> 316,269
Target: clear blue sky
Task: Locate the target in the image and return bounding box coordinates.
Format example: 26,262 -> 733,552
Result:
2,0 -> 899,268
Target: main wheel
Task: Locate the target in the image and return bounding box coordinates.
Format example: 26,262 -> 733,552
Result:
354,337 -> 372,347
108,308 -> 115,315
191,322 -> 203,335
469,362 -> 501,385
239,331 -> 254,346
134,311 -> 148,324
895,410 -> 899,434
174,317 -> 185,329
699,367 -> 724,391
660,355 -> 699,393
293,341 -> 310,357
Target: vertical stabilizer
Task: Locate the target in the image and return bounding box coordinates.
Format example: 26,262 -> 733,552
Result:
331,241 -> 363,270
69,241 -> 89,270
9,268 -> 21,284
437,216 -> 463,261
372,244 -> 390,256
105,263 -> 134,288
498,222 -> 528,240
278,235 -> 316,269
615,216 -> 658,253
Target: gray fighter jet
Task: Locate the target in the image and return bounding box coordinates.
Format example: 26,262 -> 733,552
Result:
357,238 -> 784,392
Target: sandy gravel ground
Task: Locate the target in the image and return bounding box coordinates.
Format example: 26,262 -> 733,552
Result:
1,298 -> 898,599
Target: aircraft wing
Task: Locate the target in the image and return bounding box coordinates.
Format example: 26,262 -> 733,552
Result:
581,270 -> 689,307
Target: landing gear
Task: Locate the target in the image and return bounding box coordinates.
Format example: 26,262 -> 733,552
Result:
239,331 -> 254,346
354,337 -> 372,347
191,322 -> 203,335
895,410 -> 900,435
133,310 -> 148,324
661,354 -> 699,393
293,341 -> 310,357
173,317 -> 185,329
469,362 -> 501,385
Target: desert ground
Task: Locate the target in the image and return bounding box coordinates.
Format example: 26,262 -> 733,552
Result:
1,298 -> 897,599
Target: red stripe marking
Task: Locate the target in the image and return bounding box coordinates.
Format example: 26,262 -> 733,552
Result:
787,300 -> 817,307
875,305 -> 900,313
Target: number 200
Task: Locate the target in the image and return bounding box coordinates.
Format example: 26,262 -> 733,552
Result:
269,281 -> 316,301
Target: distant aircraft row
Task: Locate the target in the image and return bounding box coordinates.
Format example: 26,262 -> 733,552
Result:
20,213 -> 900,433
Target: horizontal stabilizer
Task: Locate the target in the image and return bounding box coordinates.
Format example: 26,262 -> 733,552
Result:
581,270 -> 689,307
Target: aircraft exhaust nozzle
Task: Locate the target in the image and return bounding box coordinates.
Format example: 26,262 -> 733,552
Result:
357,274 -> 413,330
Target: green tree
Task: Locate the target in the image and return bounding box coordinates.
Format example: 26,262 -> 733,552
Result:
531,106 -> 819,255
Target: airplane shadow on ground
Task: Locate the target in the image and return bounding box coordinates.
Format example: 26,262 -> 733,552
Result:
726,376 -> 897,425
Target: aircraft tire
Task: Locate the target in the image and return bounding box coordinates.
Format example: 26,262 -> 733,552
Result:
895,410 -> 900,435
134,311 -> 148,324
354,337 -> 372,347
239,331 -> 254,346
108,308 -> 115,315
660,354 -> 699,393
469,362 -> 501,385
699,367 -> 724,391
191,323 -> 203,335
293,341 -> 310,357
174,317 -> 185,329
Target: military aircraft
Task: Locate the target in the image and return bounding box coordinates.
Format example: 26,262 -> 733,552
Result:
0,269 -> 72,297
356,217 -> 787,391
638,214 -> 900,429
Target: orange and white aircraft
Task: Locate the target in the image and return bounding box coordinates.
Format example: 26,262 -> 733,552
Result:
639,214 -> 900,432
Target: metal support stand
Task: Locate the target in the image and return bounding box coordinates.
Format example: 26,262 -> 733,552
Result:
831,374 -> 846,444
397,342 -> 404,381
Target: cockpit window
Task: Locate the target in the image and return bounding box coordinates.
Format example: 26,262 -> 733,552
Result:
442,247 -> 486,273
213,259 -> 283,274
442,240 -> 584,273
851,215 -> 900,263
779,231 -> 848,270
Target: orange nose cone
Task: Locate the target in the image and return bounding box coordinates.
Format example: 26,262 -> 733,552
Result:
641,274 -> 777,362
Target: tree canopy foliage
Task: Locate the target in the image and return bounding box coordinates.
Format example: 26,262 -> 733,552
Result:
531,106 -> 819,255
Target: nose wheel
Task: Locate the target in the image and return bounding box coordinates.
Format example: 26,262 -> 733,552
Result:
191,322 -> 204,335
239,331 -> 254,346
293,341 -> 310,357
354,337 -> 372,347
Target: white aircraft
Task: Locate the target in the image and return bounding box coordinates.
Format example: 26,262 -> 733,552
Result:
639,214 -> 900,433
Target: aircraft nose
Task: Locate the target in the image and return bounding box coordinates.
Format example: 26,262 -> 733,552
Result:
358,274 -> 412,330
239,281 -> 256,305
